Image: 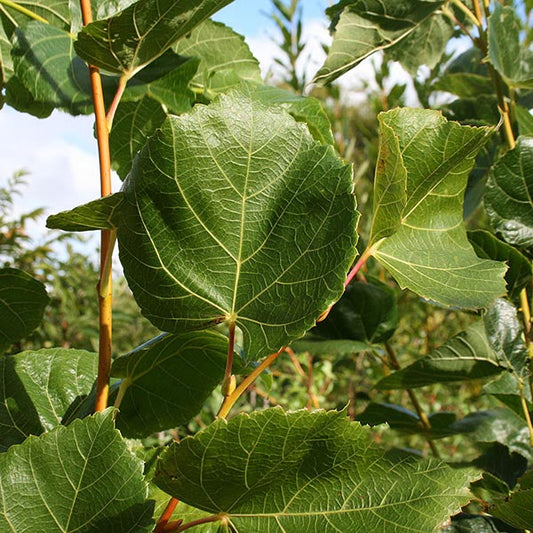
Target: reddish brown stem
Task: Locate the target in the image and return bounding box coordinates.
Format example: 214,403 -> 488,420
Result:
106,75 -> 128,131
79,0 -> 113,413
285,346 -> 306,378
345,246 -> 374,288
154,498 -> 180,533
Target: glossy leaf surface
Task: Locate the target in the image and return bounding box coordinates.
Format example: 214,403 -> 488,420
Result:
111,332 -> 227,437
0,267 -> 49,352
116,84 -> 358,360
369,108 -> 506,309
0,348 -> 98,451
155,408 -> 475,532
0,409 -> 154,532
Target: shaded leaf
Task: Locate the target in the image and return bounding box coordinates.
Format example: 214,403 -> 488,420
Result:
116,83 -> 358,361
155,408 -> 476,532
0,18 -> 13,91
484,372 -> 533,421
468,229 -> 531,299
75,0 -> 234,77
313,277 -> 398,344
441,514 -> 515,532
0,348 -> 98,451
47,193 -> 124,231
4,74 -> 53,117
0,0 -> 71,31
315,0 -> 444,85
433,73 -> 494,99
0,267 -> 49,352
0,409 -> 154,532
356,402 -> 421,432
369,108 -> 506,309
387,11 -> 453,75
174,19 -> 261,95
111,331 -> 227,438
488,4 -> 533,88
493,487 -> 533,530
485,136 -> 533,249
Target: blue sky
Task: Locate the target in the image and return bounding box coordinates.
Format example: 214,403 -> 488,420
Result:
0,1 -> 332,234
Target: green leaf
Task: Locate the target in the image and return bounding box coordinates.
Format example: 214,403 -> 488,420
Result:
75,0 -> 235,77
291,337 -> 372,356
484,372 -> 533,421
111,331 -> 227,438
255,85 -> 335,146
4,74 -> 53,117
442,514 -> 514,532
515,105 -> 533,136
155,408 -> 476,532
376,320 -> 506,390
116,83 -> 358,361
0,267 -> 49,352
356,402 -> 421,432
387,11 -> 454,75
488,4 -> 533,89
485,136 -> 533,249
468,229 -> 532,299
0,18 -> 13,91
11,22 -> 95,115
0,409 -> 154,532
493,487 -> 533,530
433,73 -> 494,99
0,348 -> 98,451
0,0 -> 71,30
110,98 -> 167,179
47,193 -> 124,231
173,19 -> 261,95
315,0 -> 444,85
313,277 -> 398,344
369,108 -> 506,309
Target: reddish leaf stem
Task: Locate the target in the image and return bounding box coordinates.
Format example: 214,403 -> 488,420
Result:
106,75 -> 128,131
344,245 -> 374,288
154,498 -> 180,533
79,0 -> 113,412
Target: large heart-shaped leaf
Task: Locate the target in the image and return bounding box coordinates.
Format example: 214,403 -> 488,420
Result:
0,267 -> 49,352
0,348 -> 98,451
111,331 -> 227,438
368,108 -> 506,309
0,409 -> 154,532
115,83 -> 358,360
314,0 -> 444,85
484,136 -> 533,249
155,408 -> 476,532
75,0 -> 234,77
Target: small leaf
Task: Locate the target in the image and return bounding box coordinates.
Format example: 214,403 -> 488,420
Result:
485,136 -> 533,249
369,108 -> 506,309
441,514 -> 514,532
0,348 -> 98,451
313,277 -> 398,344
116,83 -> 358,361
111,331 -> 227,438
0,267 -> 49,352
356,402 -> 421,432
484,372 -> 533,421
47,193 -> 124,231
75,0 -> 234,77
468,229 -> 532,299
155,408 -> 476,532
488,4 -> 533,88
0,409 -> 154,532
315,0 -> 444,85
376,321 -> 506,390
173,19 -> 261,95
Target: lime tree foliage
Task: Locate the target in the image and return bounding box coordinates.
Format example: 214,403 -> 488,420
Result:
1,0 -> 532,531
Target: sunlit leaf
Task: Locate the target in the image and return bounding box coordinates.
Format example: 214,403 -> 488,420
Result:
369,108 -> 506,309
0,409 -> 153,532
47,193 -> 124,231
111,331 -> 227,438
75,0 -> 234,77
0,348 -> 97,451
155,408 -> 476,532
0,267 -> 49,352
485,136 -> 533,249
515,105 -> 533,136
115,83 -> 358,361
